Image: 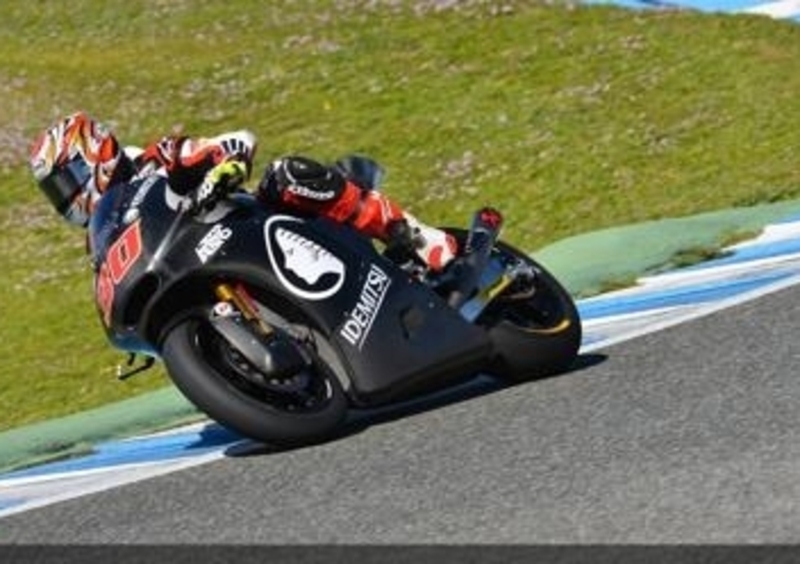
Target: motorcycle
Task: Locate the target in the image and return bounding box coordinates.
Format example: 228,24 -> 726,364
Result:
89,156 -> 581,446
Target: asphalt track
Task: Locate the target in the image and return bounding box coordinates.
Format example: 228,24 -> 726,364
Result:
2,267 -> 800,543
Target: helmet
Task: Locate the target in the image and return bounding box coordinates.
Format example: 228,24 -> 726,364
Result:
29,112 -> 133,226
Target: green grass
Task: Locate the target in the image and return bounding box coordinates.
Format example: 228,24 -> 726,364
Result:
1,0 -> 800,431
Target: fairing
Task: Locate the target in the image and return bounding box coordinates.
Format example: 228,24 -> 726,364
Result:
88,176 -> 491,403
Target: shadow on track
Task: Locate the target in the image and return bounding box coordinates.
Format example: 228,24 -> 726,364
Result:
222,352 -> 607,460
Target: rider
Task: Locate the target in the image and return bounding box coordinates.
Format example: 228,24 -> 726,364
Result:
29,111 -> 458,271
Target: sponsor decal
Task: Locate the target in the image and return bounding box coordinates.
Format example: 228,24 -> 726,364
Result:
286,183 -> 336,201
130,175 -> 158,209
196,224 -> 233,263
123,175 -> 159,224
339,264 -> 391,349
264,215 -> 345,300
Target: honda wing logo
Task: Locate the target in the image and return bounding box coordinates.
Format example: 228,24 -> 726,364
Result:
265,215 -> 345,300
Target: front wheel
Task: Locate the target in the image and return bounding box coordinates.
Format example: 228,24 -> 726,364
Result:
161,317 -> 347,446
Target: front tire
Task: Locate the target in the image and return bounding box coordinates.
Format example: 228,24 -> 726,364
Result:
161,318 -> 347,446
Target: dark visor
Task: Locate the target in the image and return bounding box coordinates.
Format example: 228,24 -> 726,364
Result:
38,157 -> 91,215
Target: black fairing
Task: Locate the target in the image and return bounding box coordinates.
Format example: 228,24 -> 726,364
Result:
88,176 -> 491,404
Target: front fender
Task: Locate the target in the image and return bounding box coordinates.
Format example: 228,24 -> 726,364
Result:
140,263 -> 321,350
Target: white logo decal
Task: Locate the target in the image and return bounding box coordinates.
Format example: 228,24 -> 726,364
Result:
286,183 -> 336,201
130,175 -> 158,209
339,264 -> 391,349
123,175 -> 159,224
265,215 -> 345,300
196,224 -> 233,263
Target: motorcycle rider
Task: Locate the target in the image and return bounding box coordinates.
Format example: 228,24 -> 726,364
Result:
29,111 -> 458,271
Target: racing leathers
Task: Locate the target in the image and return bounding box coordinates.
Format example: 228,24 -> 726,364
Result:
258,156 -> 458,271
136,134 -> 457,271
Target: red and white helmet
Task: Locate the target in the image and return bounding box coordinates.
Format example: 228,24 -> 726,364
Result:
29,112 -> 132,226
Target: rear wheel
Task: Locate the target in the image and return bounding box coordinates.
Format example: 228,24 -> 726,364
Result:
446,230 -> 582,381
161,316 -> 347,446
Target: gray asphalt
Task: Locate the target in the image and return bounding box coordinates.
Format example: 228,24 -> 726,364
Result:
3,283 -> 800,544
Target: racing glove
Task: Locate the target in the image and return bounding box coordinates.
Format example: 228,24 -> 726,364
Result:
191,160 -> 248,211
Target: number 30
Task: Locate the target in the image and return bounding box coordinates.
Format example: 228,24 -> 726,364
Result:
95,221 -> 143,326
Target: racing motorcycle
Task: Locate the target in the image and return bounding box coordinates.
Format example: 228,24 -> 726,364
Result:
90,156 -> 581,446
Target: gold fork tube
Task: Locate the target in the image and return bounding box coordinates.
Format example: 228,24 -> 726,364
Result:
214,282 -> 273,336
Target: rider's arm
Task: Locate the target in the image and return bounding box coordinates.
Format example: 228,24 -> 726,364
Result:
257,156 -> 457,271
136,131 -> 257,195
257,155 -> 405,239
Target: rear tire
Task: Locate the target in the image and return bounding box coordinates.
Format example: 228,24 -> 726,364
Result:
483,253 -> 581,381
161,317 -> 347,446
445,229 -> 581,382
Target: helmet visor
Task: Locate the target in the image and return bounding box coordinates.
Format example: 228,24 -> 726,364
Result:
38,157 -> 91,215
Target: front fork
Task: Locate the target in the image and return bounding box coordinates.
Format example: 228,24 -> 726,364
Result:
209,282 -> 309,380
117,282 -> 302,381
213,282 -> 273,336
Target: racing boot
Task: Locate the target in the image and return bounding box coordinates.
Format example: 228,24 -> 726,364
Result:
398,212 -> 458,272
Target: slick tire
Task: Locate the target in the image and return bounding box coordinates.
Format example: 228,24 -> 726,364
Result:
162,318 -> 348,447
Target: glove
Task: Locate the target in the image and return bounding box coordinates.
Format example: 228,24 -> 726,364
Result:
192,160 -> 247,211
